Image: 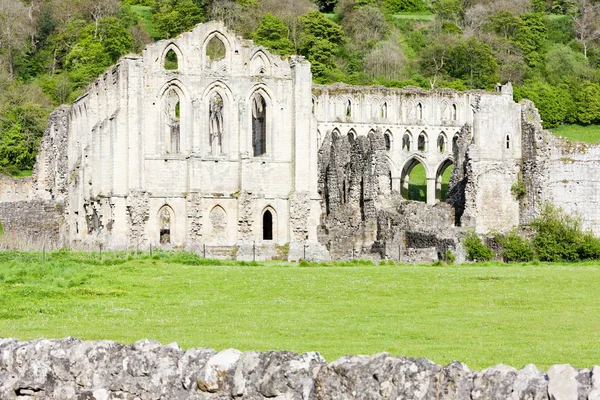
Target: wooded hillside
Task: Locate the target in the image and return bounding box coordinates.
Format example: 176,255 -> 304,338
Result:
0,0 -> 599,174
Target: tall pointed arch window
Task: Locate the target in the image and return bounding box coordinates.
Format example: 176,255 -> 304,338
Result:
164,89 -> 181,153
209,92 -> 224,155
252,93 -> 267,156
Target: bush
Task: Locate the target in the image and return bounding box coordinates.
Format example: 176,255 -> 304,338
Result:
463,232 -> 494,261
498,232 -> 534,262
531,203 -> 582,262
444,250 -> 456,264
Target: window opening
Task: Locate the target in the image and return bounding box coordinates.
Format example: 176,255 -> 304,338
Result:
438,134 -> 445,153
206,36 -> 226,62
165,49 -> 178,70
384,133 -> 391,151
165,89 -> 180,154
452,104 -> 457,120
417,103 -> 423,120
159,207 -> 172,244
263,210 -> 273,240
381,102 -> 387,118
506,135 -> 510,149
346,99 -> 351,117
402,133 -> 411,151
418,133 -> 427,152
252,94 -> 267,156
209,92 -> 224,155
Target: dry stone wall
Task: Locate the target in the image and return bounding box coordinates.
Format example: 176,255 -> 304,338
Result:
0,337 -> 598,400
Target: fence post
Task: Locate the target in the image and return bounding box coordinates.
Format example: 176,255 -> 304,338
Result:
149,244 -> 152,257
253,241 -> 256,262
203,243 -> 206,259
42,242 -> 46,261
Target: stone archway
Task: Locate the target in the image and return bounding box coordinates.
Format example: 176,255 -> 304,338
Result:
435,159 -> 454,202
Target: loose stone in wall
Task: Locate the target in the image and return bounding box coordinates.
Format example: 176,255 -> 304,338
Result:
3,337 -> 600,399
126,190 -> 150,248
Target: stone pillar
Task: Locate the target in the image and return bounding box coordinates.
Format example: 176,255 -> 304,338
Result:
426,177 -> 436,205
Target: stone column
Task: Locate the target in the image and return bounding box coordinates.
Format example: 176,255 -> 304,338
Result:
426,177 -> 436,205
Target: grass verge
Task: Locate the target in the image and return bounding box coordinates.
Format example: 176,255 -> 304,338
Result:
131,5 -> 162,40
550,124 -> 600,144
1,250 -> 599,370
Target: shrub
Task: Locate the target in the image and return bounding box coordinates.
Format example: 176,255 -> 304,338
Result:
463,232 -> 494,261
444,250 -> 456,264
530,203 -> 582,262
498,232 -> 534,262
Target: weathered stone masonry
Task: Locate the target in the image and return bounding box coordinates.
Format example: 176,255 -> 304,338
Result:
2,21 -> 600,259
1,337 -> 599,400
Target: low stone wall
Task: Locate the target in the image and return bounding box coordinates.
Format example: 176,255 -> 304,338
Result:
0,338 -> 597,400
0,201 -> 64,248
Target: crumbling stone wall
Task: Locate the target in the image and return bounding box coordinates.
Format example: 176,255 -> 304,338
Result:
0,176 -> 32,203
318,130 -> 460,262
1,337 -> 598,399
0,201 -> 63,247
521,100 -> 600,235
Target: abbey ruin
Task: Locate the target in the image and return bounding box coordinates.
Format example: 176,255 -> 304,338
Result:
0,21 -> 598,262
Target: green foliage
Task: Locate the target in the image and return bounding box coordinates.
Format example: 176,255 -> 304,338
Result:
254,14 -> 295,55
530,203 -> 592,262
445,37 -> 499,89
315,0 -> 338,13
0,102 -> 50,170
514,80 -> 573,127
463,232 -> 494,261
153,0 -> 205,39
574,82 -> 600,124
498,232 -> 535,262
384,0 -> 427,13
444,250 -> 456,263
299,11 -> 345,81
511,178 -> 526,199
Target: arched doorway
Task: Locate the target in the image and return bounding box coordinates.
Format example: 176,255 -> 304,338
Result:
435,159 -> 454,202
263,209 -> 273,240
401,158 -> 428,202
158,206 -> 174,244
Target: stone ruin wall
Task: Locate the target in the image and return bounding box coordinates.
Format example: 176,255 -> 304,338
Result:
1,337 -> 598,400
521,100 -> 600,236
0,107 -> 69,248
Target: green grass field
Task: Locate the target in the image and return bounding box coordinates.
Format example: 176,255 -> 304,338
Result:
550,124 -> 600,144
1,251 -> 600,370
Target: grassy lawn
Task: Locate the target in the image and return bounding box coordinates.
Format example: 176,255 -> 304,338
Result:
550,124 -> 600,144
1,251 -> 600,370
131,5 -> 162,40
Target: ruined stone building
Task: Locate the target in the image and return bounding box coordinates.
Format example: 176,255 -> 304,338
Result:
0,21 -> 598,261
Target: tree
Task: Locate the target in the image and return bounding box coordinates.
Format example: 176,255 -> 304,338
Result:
364,40 -> 406,80
444,37 -> 499,89
420,35 -> 456,89
153,0 -> 205,39
260,0 -> 316,52
314,0 -> 338,12
0,0 -> 34,76
572,0 -> 600,59
82,0 -> 120,38
514,80 -> 573,127
298,11 -> 344,80
341,6 -> 388,52
254,14 -> 295,55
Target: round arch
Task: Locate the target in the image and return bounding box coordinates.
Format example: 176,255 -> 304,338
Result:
435,158 -> 454,202
400,156 -> 430,202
